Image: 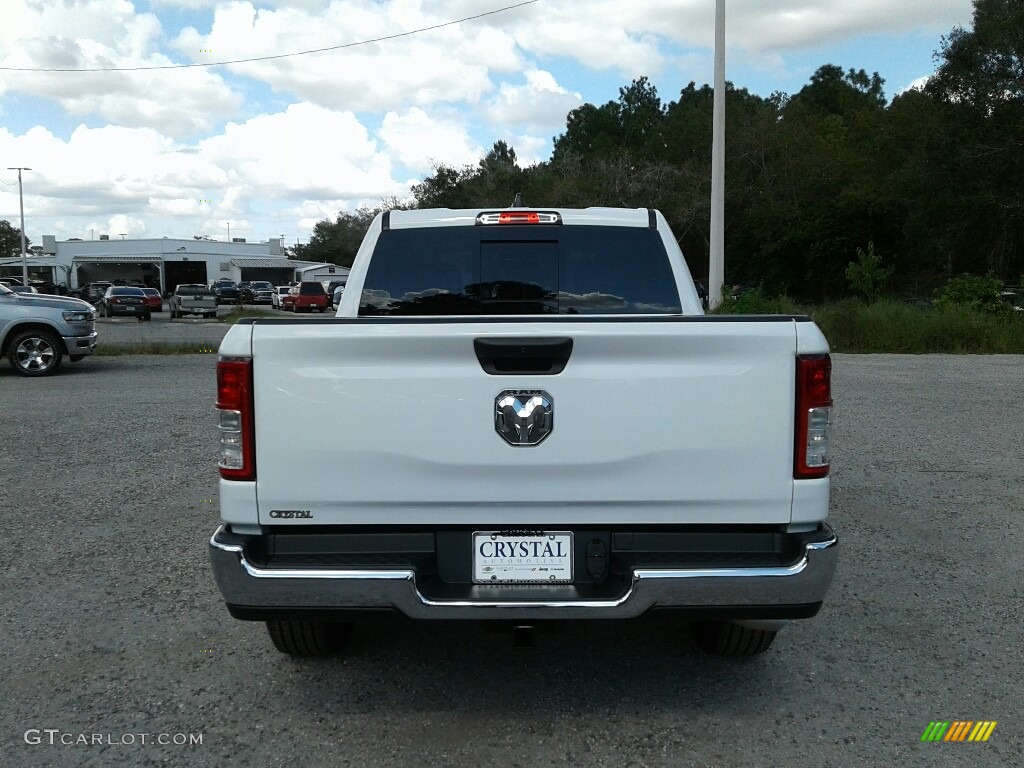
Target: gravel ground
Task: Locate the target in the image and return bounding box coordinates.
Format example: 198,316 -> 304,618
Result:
1,353 -> 1021,768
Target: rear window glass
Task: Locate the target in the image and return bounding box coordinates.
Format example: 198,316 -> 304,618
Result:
358,225 -> 681,316
299,282 -> 326,295
111,287 -> 145,296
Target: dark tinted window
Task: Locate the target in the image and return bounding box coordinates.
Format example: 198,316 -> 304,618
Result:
111,287 -> 145,296
359,226 -> 681,316
299,282 -> 325,295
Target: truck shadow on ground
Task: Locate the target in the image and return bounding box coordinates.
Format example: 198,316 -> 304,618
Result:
252,615 -> 803,718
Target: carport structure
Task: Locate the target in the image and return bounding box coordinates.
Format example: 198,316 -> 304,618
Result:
48,236 -> 304,295
231,258 -> 295,287
72,254 -> 165,291
0,254 -> 71,290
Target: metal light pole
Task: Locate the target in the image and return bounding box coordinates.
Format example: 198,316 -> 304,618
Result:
708,0 -> 725,310
7,167 -> 31,286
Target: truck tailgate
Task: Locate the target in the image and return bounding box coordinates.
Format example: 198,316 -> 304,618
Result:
250,319 -> 801,526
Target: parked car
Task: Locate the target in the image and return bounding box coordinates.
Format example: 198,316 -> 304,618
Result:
98,286 -> 151,321
281,287 -> 297,311
73,282 -> 113,304
141,287 -> 163,312
999,290 -> 1023,312
284,281 -> 328,313
4,283 -> 38,294
0,282 -> 98,376
211,279 -> 240,305
240,280 -> 275,304
271,285 -> 291,310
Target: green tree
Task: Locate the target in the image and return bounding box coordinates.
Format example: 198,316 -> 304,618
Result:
845,242 -> 894,302
732,66 -> 894,300
792,64 -> 887,115
294,199 -> 409,267
552,77 -> 665,162
410,142 -> 530,209
934,272 -> 1006,313
920,0 -> 1024,281
0,219 -> 30,258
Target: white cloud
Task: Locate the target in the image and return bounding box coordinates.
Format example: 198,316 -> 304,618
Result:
198,102 -> 402,198
0,0 -> 243,137
378,107 -> 482,173
171,1 -> 516,113
502,0 -> 972,72
484,69 -> 582,133
725,0 -> 973,53
0,103 -> 409,240
105,214 -> 147,238
506,134 -> 548,168
896,75 -> 930,95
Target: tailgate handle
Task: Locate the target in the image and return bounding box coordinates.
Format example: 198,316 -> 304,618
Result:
474,337 -> 573,375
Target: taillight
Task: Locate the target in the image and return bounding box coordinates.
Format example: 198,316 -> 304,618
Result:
795,354 -> 832,479
217,357 -> 255,480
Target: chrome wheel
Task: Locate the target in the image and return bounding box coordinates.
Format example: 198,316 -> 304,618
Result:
9,330 -> 63,376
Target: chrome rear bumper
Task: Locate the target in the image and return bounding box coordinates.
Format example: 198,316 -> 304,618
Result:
209,525 -> 838,621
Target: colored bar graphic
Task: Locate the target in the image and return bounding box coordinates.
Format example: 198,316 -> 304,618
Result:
969,722 -> 997,742
945,721 -> 972,741
921,721 -> 996,742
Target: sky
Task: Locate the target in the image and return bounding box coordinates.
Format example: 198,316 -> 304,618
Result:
0,0 -> 976,247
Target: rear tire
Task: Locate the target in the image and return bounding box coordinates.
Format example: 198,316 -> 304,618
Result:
692,621 -> 778,657
266,620 -> 352,657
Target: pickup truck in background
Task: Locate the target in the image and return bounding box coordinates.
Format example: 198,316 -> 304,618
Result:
169,284 -> 218,319
209,204 -> 837,658
0,281 -> 97,376
211,279 -> 240,305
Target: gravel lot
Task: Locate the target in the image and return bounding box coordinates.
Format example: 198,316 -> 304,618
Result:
1,354 -> 1021,767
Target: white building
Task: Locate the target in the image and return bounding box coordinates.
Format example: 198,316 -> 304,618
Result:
0,235 -> 338,294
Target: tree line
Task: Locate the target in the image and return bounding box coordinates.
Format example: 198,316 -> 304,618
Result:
299,0 -> 1024,301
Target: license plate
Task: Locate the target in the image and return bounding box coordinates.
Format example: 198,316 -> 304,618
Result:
472,531 -> 573,584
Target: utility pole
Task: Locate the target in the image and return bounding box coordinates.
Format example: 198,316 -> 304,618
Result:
7,167 -> 31,286
708,0 -> 725,310
227,222 -> 231,242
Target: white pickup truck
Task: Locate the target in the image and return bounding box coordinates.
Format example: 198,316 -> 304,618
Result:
209,205 -> 837,658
